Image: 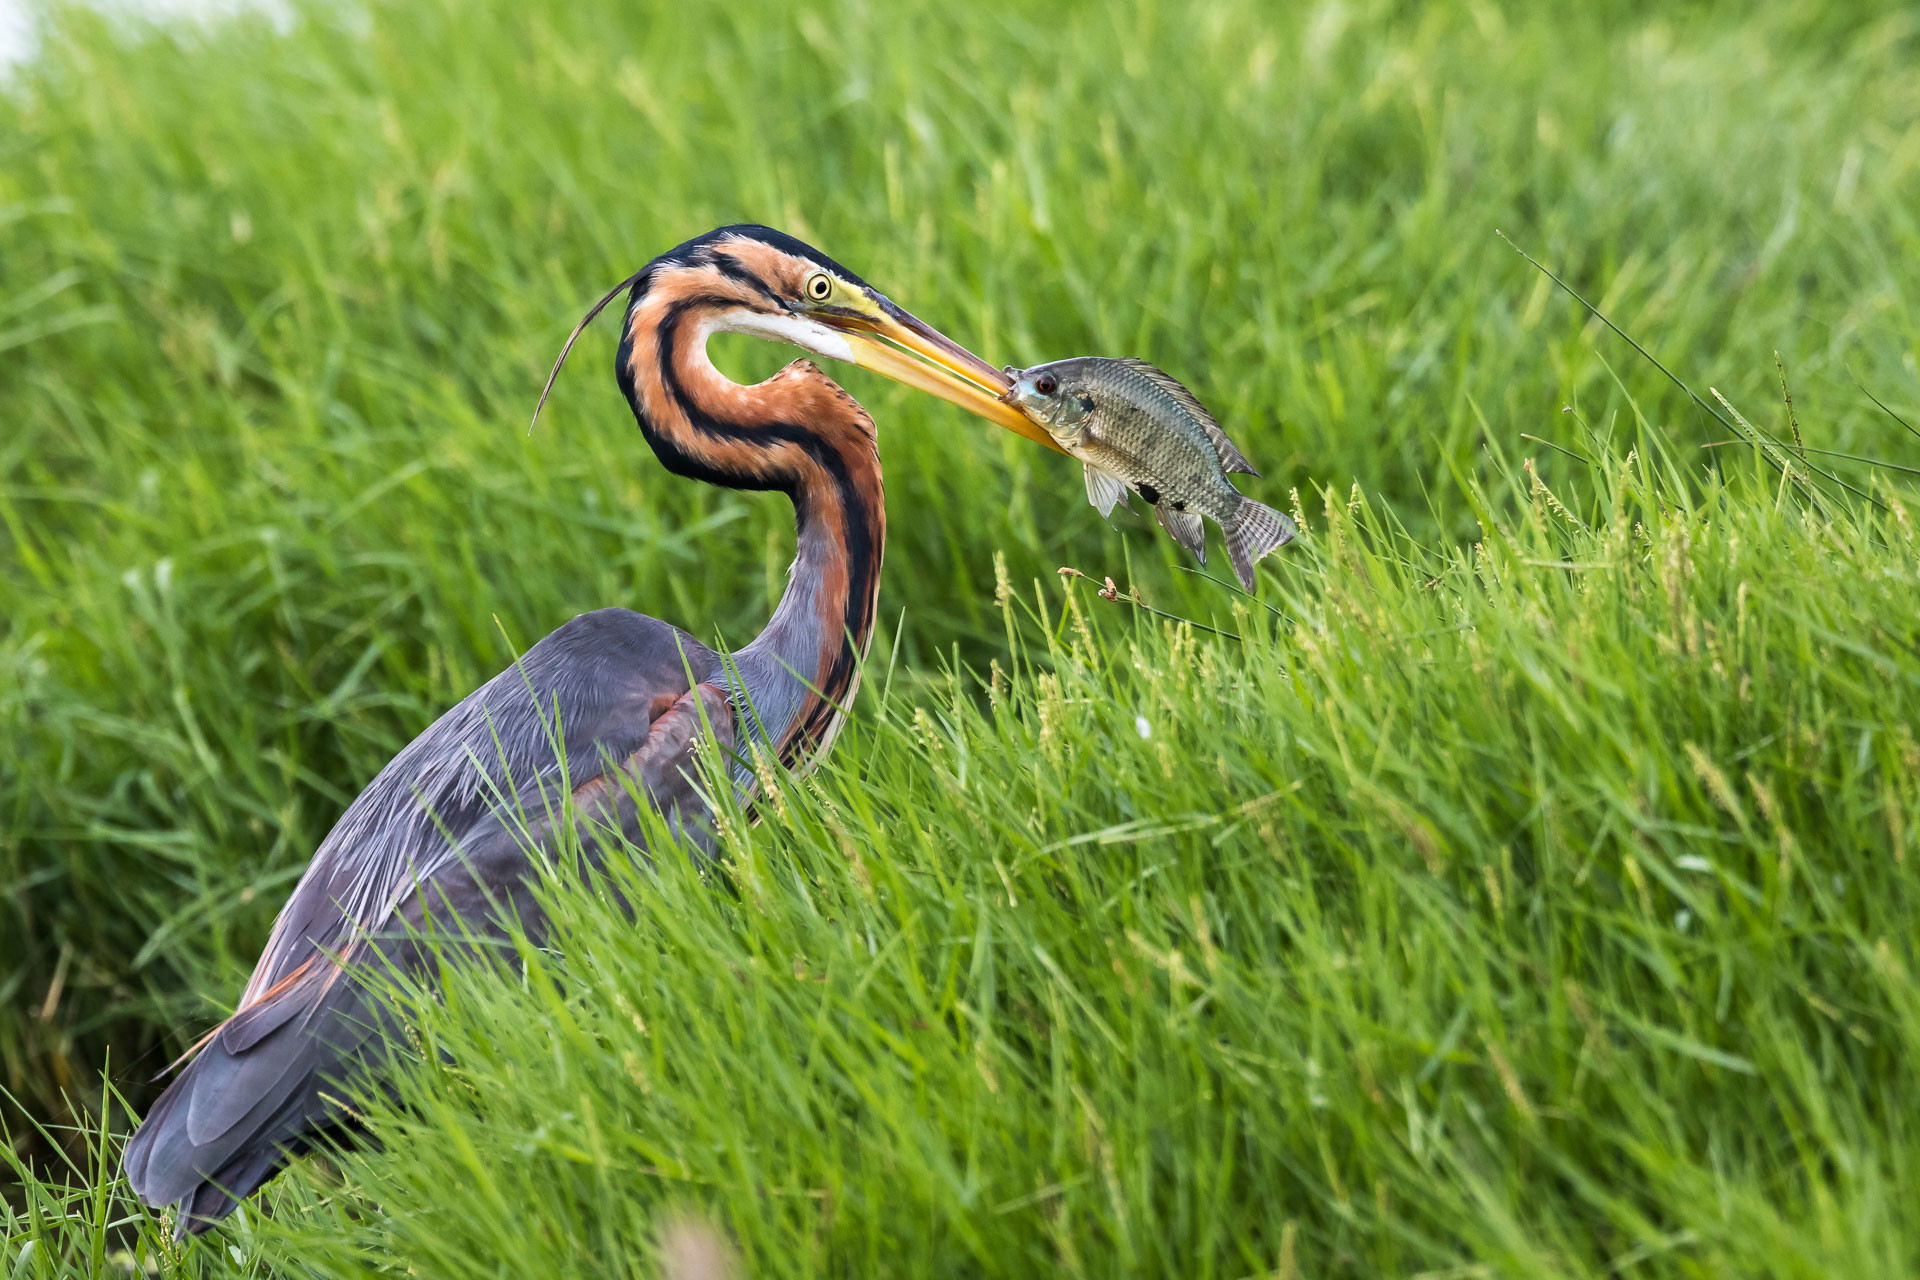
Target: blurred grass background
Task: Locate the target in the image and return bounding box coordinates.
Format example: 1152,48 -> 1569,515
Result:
3,0 -> 1919,1273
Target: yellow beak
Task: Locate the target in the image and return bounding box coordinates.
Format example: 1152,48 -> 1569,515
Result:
823,303 -> 1066,454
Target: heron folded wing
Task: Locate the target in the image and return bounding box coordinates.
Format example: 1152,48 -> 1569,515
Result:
126,678 -> 735,1235
235,608 -> 716,1011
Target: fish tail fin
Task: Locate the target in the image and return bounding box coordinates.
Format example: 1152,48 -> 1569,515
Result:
1224,499 -> 1296,590
1155,505 -> 1207,565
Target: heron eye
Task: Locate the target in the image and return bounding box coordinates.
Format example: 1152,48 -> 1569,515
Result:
1034,372 -> 1058,396
805,272 -> 833,302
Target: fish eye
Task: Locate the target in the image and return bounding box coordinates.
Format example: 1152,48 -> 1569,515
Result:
804,271 -> 833,302
1034,372 -> 1058,396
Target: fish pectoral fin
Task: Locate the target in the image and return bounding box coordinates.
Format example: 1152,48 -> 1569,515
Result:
1083,465 -> 1130,518
1155,504 -> 1208,564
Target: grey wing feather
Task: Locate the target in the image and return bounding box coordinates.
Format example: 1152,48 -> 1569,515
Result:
239,609 -> 715,1007
123,608 -> 728,1236
1113,357 -> 1259,475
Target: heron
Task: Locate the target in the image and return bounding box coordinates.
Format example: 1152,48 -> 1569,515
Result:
122,225 -> 1060,1235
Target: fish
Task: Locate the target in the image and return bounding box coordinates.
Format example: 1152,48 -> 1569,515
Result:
1001,356 -> 1295,590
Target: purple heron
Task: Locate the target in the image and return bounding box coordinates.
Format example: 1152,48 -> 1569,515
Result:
122,225 -> 1059,1235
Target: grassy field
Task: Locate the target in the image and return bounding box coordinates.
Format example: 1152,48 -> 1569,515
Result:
5,0 -> 1920,1274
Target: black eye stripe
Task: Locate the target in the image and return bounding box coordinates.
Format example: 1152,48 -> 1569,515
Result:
705,252 -> 782,304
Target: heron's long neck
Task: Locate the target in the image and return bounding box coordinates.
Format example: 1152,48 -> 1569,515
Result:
734,472 -> 883,768
618,285 -> 885,771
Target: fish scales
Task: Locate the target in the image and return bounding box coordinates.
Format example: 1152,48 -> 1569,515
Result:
1001,356 -> 1294,590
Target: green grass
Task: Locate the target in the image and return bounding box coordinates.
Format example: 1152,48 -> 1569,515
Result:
4,0 -> 1920,1274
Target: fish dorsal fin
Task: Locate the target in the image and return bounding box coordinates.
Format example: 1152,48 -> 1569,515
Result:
1114,357 -> 1258,476
1082,464 -> 1130,519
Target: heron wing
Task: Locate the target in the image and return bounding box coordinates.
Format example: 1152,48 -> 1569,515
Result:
124,611 -> 735,1233
236,607 -> 718,1009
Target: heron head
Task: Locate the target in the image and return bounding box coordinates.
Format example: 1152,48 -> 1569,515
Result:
534,225 -> 1064,452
